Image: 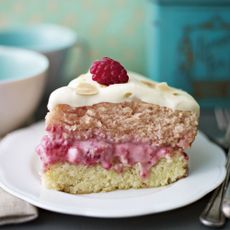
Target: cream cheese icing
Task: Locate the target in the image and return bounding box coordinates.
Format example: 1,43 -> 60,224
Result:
48,72 -> 200,115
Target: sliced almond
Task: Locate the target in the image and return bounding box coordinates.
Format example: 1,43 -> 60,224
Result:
123,92 -> 133,98
157,82 -> 170,91
76,82 -> 98,95
173,92 -> 179,96
140,80 -> 156,88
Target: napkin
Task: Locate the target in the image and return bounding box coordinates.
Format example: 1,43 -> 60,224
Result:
0,188 -> 38,225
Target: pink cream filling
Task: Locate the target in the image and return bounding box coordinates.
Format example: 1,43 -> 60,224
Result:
36,134 -> 187,178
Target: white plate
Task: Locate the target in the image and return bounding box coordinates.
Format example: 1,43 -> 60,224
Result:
0,122 -> 226,218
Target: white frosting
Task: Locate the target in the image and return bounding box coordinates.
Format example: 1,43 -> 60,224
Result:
48,72 -> 200,115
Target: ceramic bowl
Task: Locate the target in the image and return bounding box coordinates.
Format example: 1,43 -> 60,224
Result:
0,46 -> 49,136
0,24 -> 79,94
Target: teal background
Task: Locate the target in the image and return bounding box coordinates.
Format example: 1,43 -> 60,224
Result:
146,0 -> 230,107
0,0 -> 146,76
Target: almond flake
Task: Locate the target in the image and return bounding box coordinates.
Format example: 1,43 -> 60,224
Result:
76,82 -> 98,95
141,80 -> 156,88
173,92 -> 179,96
123,92 -> 133,98
157,82 -> 170,91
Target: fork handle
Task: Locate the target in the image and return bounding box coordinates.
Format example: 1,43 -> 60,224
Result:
222,148 -> 230,218
199,182 -> 226,227
223,181 -> 230,218
200,149 -> 230,227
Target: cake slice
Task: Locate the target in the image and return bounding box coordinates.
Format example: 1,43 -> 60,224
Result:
37,57 -> 199,194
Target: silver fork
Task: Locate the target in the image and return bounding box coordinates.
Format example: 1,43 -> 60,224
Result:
200,108 -> 230,227
215,109 -> 230,149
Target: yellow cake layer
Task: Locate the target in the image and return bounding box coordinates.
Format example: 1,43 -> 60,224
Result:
42,152 -> 188,194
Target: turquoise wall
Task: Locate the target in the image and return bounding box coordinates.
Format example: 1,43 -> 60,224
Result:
0,0 -> 146,76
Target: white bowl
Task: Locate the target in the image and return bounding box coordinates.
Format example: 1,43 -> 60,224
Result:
0,46 -> 49,136
0,24 -> 78,93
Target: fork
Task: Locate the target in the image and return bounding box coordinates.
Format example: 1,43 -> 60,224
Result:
215,109 -> 230,149
200,108 -> 230,227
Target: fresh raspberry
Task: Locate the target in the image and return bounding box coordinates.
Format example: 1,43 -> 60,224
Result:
90,57 -> 129,86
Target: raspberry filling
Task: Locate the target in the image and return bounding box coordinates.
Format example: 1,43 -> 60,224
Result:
37,136 -> 187,178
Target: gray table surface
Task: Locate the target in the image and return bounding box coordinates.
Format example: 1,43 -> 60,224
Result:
2,109 -> 230,230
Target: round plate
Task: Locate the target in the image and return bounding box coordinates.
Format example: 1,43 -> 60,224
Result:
0,122 -> 226,218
